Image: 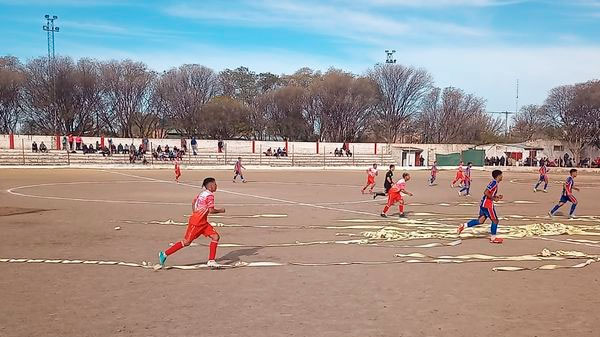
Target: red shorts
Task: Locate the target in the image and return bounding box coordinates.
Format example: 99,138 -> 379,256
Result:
367,176 -> 375,185
175,167 -> 181,176
184,223 -> 217,241
387,190 -> 403,205
455,172 -> 463,179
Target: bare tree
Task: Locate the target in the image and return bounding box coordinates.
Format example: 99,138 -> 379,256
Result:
0,56 -> 25,133
545,81 -> 600,162
309,69 -> 378,142
153,64 -> 218,136
100,60 -> 156,137
511,104 -> 547,141
417,87 -> 501,144
256,86 -> 312,141
368,64 -> 433,142
200,96 -> 251,139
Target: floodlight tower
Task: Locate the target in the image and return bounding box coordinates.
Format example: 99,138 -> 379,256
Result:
43,15 -> 60,137
385,50 -> 396,64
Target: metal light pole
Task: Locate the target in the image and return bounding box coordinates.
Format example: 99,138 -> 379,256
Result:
385,50 -> 396,64
43,15 -> 59,138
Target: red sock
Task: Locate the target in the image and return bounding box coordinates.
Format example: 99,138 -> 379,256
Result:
209,240 -> 218,260
399,204 -> 404,213
382,205 -> 390,214
165,241 -> 184,256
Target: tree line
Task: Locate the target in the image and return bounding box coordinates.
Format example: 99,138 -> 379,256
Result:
2,54 -> 596,147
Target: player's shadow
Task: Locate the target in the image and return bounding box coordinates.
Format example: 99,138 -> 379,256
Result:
217,247 -> 262,264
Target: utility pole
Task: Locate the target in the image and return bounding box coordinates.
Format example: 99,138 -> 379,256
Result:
43,15 -> 59,138
487,111 -> 514,138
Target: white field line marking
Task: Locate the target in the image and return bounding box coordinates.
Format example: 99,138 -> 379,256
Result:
6,180 -> 378,207
102,170 -> 380,217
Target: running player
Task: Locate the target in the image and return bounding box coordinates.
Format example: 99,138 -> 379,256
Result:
361,163 -> 378,194
451,161 -> 464,188
233,157 -> 246,183
374,164 -> 395,199
381,172 -> 413,218
429,161 -> 438,186
174,158 -> 181,183
458,162 -> 472,196
457,169 -> 504,244
158,177 -> 225,268
549,169 -> 579,219
534,162 -> 550,193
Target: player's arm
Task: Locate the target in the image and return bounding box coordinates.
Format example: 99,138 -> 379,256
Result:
400,188 -> 414,197
209,207 -> 225,214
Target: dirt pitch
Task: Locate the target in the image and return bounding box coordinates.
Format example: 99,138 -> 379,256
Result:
1,167 -> 600,337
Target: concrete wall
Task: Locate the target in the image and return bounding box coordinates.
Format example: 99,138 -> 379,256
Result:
0,134 -> 390,155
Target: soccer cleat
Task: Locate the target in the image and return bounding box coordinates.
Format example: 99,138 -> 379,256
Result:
398,213 -> 405,218
458,190 -> 462,196
548,211 -> 553,218
158,251 -> 167,266
490,237 -> 504,244
543,189 -> 548,193
373,194 -> 377,199
242,180 -> 247,183
457,223 -> 465,235
380,213 -> 387,218
569,215 -> 576,219
207,260 -> 220,269
533,188 -> 537,192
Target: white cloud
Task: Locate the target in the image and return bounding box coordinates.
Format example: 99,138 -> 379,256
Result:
164,0 -> 491,43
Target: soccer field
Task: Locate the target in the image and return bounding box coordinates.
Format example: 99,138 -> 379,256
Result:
1,167 -> 600,337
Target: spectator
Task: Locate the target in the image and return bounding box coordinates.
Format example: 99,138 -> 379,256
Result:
500,156 -> 505,166
264,147 -> 272,156
62,136 -> 67,151
345,148 -> 352,157
68,134 -> 74,151
82,144 -> 89,154
138,144 -> 144,155
117,143 -> 123,154
276,147 -> 282,158
108,138 -> 113,153
76,135 -> 82,151
334,148 -> 340,157
419,155 -> 425,166
32,141 -> 38,153
156,145 -> 163,153
88,143 -> 96,153
191,136 -> 198,155
101,146 -> 110,157
218,139 -> 224,153
282,147 -> 288,157
165,145 -> 170,153
39,142 -> 48,153
180,137 -> 187,154
129,143 -> 136,155
143,137 -> 149,153
110,144 -> 116,154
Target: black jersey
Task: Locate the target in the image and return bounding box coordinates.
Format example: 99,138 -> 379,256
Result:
384,170 -> 394,191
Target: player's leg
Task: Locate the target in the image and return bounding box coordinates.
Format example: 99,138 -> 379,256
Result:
207,231 -> 220,266
381,192 -> 396,217
489,206 -> 502,243
543,176 -> 549,191
549,196 -> 567,216
158,225 -> 199,266
534,176 -> 542,191
398,199 -> 405,217
369,182 -> 375,193
458,208 -> 488,234
568,195 -> 578,218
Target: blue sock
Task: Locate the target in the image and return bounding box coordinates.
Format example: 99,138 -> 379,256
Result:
535,182 -> 541,189
491,222 -> 498,235
550,205 -> 560,214
466,186 -> 470,195
569,203 -> 577,216
544,182 -> 548,190
467,219 -> 480,227
460,186 -> 467,193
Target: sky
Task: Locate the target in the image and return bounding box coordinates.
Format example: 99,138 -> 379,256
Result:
1,0 -> 600,112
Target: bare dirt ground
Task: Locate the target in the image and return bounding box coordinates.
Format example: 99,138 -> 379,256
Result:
1,167 -> 600,337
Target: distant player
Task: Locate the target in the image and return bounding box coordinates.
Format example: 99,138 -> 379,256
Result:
549,169 -> 579,219
381,172 -> 413,218
458,162 -> 473,196
374,164 -> 395,199
533,162 -> 550,193
429,161 -> 438,186
158,177 -> 225,268
457,169 -> 504,244
174,158 -> 181,183
361,163 -> 378,194
451,161 -> 464,188
233,157 -> 246,183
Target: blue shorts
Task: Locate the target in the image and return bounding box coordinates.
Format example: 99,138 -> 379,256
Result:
479,205 -> 498,221
560,195 -> 577,204
539,175 -> 546,181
